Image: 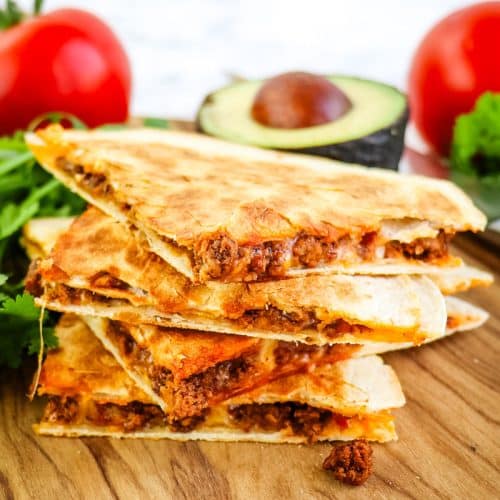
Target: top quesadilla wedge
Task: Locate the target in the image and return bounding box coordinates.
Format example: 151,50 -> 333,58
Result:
27,125 -> 486,283
36,314 -> 404,443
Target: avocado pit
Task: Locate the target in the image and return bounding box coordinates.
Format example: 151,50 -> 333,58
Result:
251,71 -> 352,129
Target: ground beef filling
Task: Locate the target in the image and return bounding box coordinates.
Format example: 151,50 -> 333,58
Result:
195,229 -> 451,280
273,341 -> 358,367
56,157 -> 113,197
36,281 -> 114,306
44,396 -> 80,424
106,321 -> 258,418
43,396 -> 204,433
238,305 -> 371,338
172,356 -> 254,418
228,403 -> 348,443
87,401 -> 166,432
385,230 -> 450,261
29,273 -> 371,340
105,321 -> 169,396
90,271 -> 132,291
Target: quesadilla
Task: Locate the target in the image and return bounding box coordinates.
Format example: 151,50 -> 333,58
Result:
55,292 -> 488,420
25,210 -> 491,345
22,210 -> 493,295
75,315 -> 363,418
25,209 -> 458,346
27,125 -> 486,283
35,315 -> 404,443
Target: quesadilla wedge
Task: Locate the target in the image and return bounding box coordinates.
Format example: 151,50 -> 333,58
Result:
25,209 -> 455,346
27,125 -> 486,283
76,315 -> 363,418
68,293 -> 487,420
22,211 -> 493,294
35,315 -> 404,443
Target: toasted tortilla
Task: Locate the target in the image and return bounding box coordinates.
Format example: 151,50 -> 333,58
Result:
73,314 -> 368,417
23,210 -> 493,295
356,296 -> 488,356
21,216 -> 74,261
26,209 -> 456,346
35,315 -> 403,443
54,293 -> 484,418
27,125 -> 485,283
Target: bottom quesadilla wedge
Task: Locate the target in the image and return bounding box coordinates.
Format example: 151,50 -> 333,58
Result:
40,314 -> 362,419
35,315 -> 404,443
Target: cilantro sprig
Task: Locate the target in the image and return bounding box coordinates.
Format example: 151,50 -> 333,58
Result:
450,92 -> 500,220
0,132 -> 85,368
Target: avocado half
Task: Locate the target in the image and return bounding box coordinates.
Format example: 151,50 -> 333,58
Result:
197,76 -> 409,170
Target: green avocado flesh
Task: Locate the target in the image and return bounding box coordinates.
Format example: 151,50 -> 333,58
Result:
198,76 -> 407,150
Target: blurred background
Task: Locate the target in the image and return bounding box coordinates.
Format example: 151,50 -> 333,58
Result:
19,0 -> 470,119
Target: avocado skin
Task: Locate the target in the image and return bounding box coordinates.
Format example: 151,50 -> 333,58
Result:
197,105 -> 408,170
294,107 -> 408,170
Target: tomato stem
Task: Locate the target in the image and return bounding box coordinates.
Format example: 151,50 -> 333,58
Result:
0,0 -> 23,29
34,0 -> 43,15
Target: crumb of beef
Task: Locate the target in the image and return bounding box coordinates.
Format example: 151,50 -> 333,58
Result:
384,230 -> 450,261
293,233 -> 336,267
44,396 -> 79,424
195,235 -> 239,279
91,401 -> 166,432
168,410 -> 208,432
322,439 -> 373,486
25,259 -> 44,297
172,356 -> 252,417
228,402 -> 333,443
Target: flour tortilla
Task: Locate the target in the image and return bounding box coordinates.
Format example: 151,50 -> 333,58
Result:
27,126 -> 485,282
35,315 -> 403,443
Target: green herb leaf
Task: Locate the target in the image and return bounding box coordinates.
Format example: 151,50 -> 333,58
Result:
0,292 -> 40,320
450,92 -> 500,220
0,129 -> 85,367
143,117 -> 170,129
34,0 -> 44,15
28,326 -> 58,355
451,92 -> 500,179
0,0 -> 23,29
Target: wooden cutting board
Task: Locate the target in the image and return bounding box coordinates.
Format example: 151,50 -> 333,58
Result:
2,238 -> 498,500
1,123 -> 499,498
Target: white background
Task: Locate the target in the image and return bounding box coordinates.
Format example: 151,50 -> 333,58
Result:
21,0 -> 471,119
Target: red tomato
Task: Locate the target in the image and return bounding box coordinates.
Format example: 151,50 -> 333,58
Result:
408,2 -> 500,156
0,8 -> 131,134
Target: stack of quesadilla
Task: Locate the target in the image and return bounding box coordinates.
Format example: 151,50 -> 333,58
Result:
25,125 -> 491,443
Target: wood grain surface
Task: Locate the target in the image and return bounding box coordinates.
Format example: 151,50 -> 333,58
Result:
1,235 -> 498,500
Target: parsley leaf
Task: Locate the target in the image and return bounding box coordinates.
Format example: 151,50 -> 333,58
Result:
450,92 -> 500,220
451,92 -> 500,180
0,292 -> 40,320
0,131 -> 84,368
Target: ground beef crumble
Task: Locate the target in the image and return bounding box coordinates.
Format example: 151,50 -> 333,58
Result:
228,402 -> 338,443
44,396 -> 79,424
322,439 -> 373,486
194,228 -> 451,281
